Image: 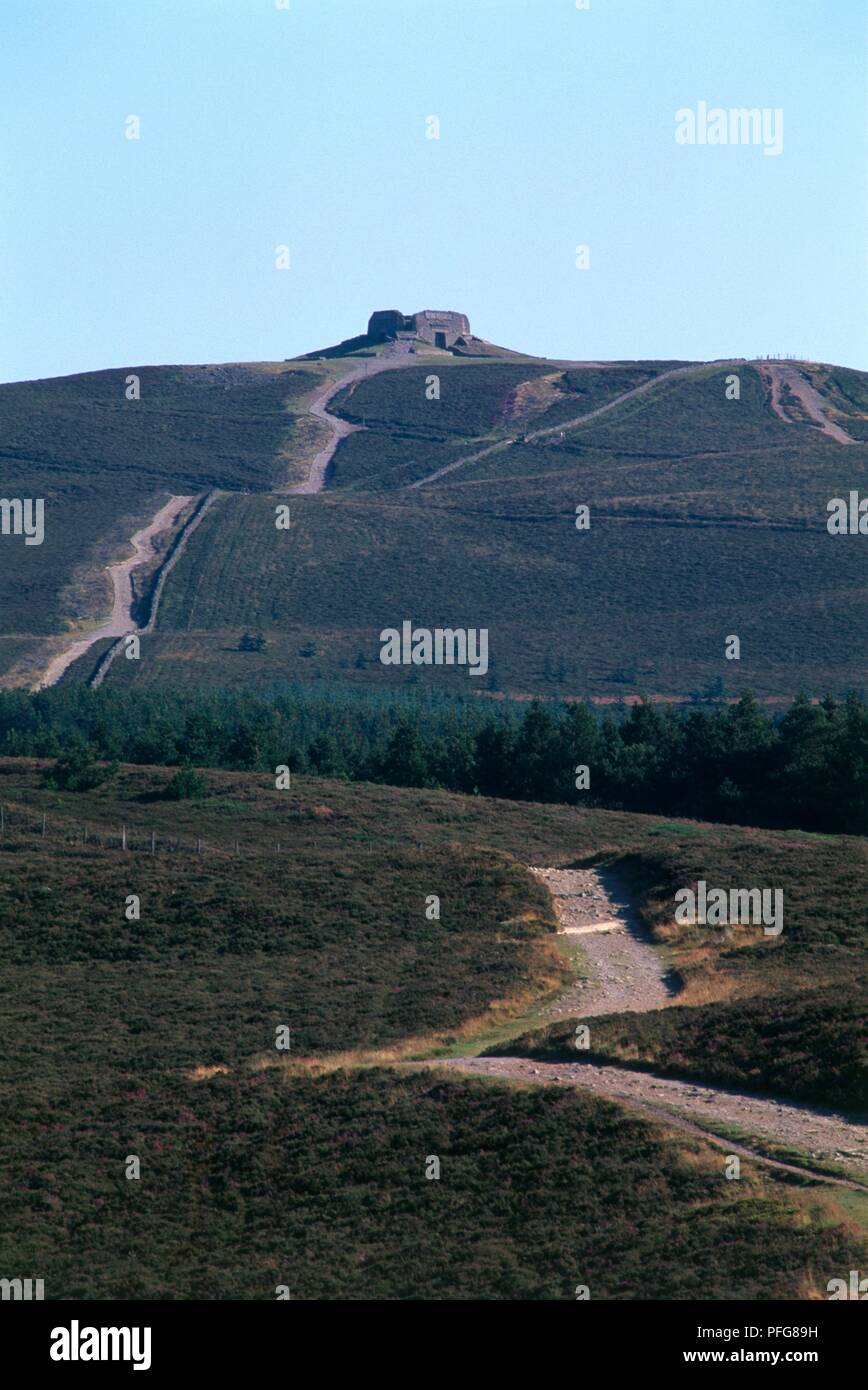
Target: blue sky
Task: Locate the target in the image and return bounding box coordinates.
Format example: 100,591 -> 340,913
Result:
1,0 -> 866,382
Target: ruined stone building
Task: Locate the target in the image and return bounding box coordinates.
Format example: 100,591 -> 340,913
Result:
367,309 -> 471,349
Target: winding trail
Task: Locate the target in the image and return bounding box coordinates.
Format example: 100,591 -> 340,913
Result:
289,344 -> 419,494
441,867 -> 868,1187
406,359 -> 746,489
35,494 -> 193,689
438,1056 -> 868,1187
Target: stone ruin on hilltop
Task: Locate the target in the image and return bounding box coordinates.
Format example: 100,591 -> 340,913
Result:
366,309 -> 471,349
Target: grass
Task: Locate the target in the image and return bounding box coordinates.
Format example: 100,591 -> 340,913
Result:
7,356 -> 868,700
683,1120 -> 868,1192
0,768 -> 571,1067
330,361 -> 555,438
77,356 -> 865,700
109,489 -> 866,699
1,759 -> 865,1100
0,758 -> 865,1297
429,931 -> 591,1060
490,989 -> 867,1112
2,1064 -> 864,1300
0,362 -> 320,636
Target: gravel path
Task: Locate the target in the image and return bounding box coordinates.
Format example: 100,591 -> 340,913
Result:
529,867 -> 676,1018
441,867 -> 867,1186
436,1056 -> 868,1184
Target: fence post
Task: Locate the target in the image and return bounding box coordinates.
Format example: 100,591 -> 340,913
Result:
151,830 -> 156,855
122,825 -> 127,851
42,812 -> 47,838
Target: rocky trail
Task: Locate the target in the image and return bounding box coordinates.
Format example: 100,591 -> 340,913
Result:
527,866 -> 677,1018
441,867 -> 868,1188
439,1055 -> 868,1188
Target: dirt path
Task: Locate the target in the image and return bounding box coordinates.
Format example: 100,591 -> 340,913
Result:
289,345 -> 419,494
760,363 -> 856,444
442,867 -> 867,1186
528,867 -> 676,1018
407,359 -> 745,490
35,494 -> 193,688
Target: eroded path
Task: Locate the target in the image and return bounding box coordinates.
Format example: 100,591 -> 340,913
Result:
761,363 -> 856,444
35,494 -> 193,689
442,867 -> 867,1186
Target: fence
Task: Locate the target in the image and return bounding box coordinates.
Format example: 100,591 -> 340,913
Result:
0,803 -> 378,859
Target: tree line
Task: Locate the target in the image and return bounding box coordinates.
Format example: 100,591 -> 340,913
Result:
0,685 -> 865,834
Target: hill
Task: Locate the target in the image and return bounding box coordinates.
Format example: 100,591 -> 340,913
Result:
3,334 -> 867,701
0,361 -> 320,682
0,759 -> 865,1298
1,758 -> 864,1104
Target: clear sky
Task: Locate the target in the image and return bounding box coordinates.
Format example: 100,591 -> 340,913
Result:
1,0 -> 866,382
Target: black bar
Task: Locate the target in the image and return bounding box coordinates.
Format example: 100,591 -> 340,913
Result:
3,1298 -> 862,1377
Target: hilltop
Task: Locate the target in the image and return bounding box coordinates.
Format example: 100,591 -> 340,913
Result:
1,318 -> 866,700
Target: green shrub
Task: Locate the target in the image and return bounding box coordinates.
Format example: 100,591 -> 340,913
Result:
161,766 -> 207,800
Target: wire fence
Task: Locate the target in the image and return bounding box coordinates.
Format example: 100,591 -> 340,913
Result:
0,803 -> 381,859
0,806 -> 296,858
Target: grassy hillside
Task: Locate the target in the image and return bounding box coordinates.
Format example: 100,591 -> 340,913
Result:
328,359 -> 690,492
1,759 -> 865,1099
490,828 -> 868,1110
1,759 -> 864,1298
494,989 -> 867,1111
6,353 -> 867,700
4,1065 -> 862,1301
0,362 -> 319,641
805,365 -> 868,442
102,485 -> 867,699
0,764 -> 572,1064
615,831 -> 868,1001
71,357 -> 866,700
